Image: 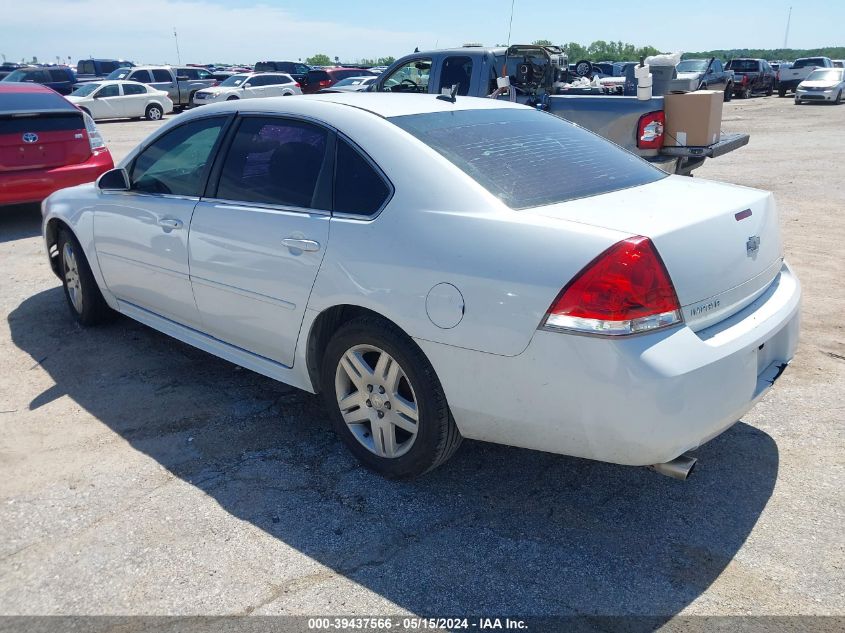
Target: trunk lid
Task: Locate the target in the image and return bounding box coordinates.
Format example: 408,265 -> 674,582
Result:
527,175 -> 783,331
0,111 -> 90,172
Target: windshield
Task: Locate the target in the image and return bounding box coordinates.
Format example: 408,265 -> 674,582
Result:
219,74 -> 249,87
727,60 -> 759,72
333,76 -> 371,87
3,70 -> 31,82
389,108 -> 666,210
106,68 -> 132,80
807,69 -> 843,82
70,83 -> 101,97
677,60 -> 709,73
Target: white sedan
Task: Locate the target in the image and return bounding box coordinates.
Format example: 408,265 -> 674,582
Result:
192,72 -> 302,105
67,80 -> 173,121
795,68 -> 845,104
41,94 -> 800,479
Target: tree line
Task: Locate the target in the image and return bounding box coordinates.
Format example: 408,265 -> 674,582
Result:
305,54 -> 396,66
682,47 -> 845,61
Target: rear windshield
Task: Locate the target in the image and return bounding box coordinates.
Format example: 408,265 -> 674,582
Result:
0,112 -> 84,134
727,60 -> 759,72
389,108 -> 666,209
254,62 -> 276,71
0,91 -> 77,113
307,70 -> 329,82
793,58 -> 827,68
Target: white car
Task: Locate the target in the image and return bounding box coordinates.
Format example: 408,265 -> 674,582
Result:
41,94 -> 800,479
794,68 -> 845,104
67,80 -> 173,121
193,72 -> 301,105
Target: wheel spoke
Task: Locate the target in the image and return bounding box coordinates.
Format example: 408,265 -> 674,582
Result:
373,352 -> 391,381
372,419 -> 397,458
338,390 -> 363,412
392,394 -> 418,423
388,410 -> 417,434
342,406 -> 370,426
340,350 -> 372,388
384,360 -> 401,393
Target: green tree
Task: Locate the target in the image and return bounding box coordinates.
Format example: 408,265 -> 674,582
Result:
306,53 -> 332,66
532,39 -> 553,46
377,56 -> 395,65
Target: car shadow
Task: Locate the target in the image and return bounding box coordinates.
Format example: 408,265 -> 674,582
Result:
8,287 -> 780,618
1,203 -> 42,243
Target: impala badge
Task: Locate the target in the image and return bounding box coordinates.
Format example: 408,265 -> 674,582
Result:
22,132 -> 38,144
746,235 -> 761,257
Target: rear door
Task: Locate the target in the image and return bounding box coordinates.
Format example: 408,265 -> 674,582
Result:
121,82 -> 150,117
93,115 -> 230,328
150,68 -> 178,102
91,83 -> 124,119
188,115 -> 333,367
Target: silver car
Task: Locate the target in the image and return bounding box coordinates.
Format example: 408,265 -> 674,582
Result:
795,68 -> 845,104
41,94 -> 800,479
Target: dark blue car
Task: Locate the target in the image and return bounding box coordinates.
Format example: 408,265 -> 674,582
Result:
0,66 -> 77,95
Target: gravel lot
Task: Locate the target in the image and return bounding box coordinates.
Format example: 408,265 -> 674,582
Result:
1,97 -> 843,621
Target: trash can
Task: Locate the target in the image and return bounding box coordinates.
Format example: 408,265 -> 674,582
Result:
649,65 -> 677,96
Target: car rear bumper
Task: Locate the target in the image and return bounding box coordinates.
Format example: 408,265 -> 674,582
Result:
417,261 -> 801,467
0,149 -> 113,206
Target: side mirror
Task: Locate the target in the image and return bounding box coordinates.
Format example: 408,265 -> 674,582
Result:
97,168 -> 130,191
243,83 -> 252,88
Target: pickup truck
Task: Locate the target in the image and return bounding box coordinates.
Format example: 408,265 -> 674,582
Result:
75,59 -> 134,85
675,58 -> 734,99
370,46 -> 749,175
105,65 -> 215,108
725,58 -> 776,98
777,57 -> 834,96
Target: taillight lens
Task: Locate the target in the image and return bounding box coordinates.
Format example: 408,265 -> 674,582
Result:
319,80 -> 331,87
542,236 -> 682,336
636,111 -> 664,149
82,112 -> 106,152
294,82 -> 301,88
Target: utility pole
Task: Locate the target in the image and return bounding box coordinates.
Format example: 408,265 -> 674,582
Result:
174,27 -> 182,64
783,6 -> 792,49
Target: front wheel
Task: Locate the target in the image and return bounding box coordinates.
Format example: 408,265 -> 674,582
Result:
741,87 -> 752,99
766,82 -> 774,96
145,104 -> 163,121
778,86 -> 787,97
57,229 -> 113,326
321,316 -> 462,478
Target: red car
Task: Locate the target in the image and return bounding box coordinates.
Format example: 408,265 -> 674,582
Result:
0,82 -> 113,206
302,67 -> 376,94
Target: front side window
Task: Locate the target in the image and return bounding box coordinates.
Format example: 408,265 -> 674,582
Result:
48,69 -> 69,81
380,58 -> 431,92
390,108 -> 666,210
152,69 -> 172,82
96,84 -> 120,98
216,117 -> 328,209
129,70 -> 152,83
122,83 -> 146,95
334,138 -> 390,216
130,117 -> 227,196
439,56 -> 473,95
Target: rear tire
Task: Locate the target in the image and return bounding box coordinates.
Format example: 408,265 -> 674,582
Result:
778,86 -> 787,97
723,84 -> 732,101
766,83 -> 774,96
57,229 -> 114,326
836,91 -> 842,105
320,316 -> 462,478
145,104 -> 163,121
741,87 -> 751,99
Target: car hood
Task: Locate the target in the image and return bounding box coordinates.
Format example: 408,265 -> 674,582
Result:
799,80 -> 838,88
200,86 -> 235,94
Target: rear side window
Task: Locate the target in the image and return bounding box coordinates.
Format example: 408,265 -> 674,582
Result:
216,117 -> 329,209
389,108 -> 666,209
130,117 -> 227,196
152,69 -> 172,82
48,69 -> 70,81
334,138 -> 391,216
123,83 -> 146,95
439,56 -> 473,95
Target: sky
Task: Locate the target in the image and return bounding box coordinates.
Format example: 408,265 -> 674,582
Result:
1,0 -> 842,66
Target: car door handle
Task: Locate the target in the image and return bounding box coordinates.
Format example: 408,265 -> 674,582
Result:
282,238 -> 320,252
157,218 -> 183,231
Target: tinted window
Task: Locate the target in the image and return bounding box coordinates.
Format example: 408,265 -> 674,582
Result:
0,91 -> 77,113
97,84 -> 120,97
129,70 -> 152,82
794,58 -> 827,68
48,69 -> 70,81
79,61 -> 95,75
727,60 -> 759,72
178,68 -> 198,79
439,56 -> 473,95
247,75 -> 267,86
334,138 -> 390,216
0,113 -> 84,134
254,62 -> 275,72
130,117 -> 227,196
152,69 -> 172,82
217,117 -> 328,209
122,83 -> 146,95
307,70 -> 329,83
101,61 -> 120,74
264,75 -> 290,85
390,108 -> 666,210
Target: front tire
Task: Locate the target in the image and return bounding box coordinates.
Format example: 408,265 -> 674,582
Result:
321,316 -> 462,478
778,86 -> 787,97
741,86 -> 751,99
57,229 -> 113,326
145,104 -> 163,121
835,91 -> 842,105
723,84 -> 733,101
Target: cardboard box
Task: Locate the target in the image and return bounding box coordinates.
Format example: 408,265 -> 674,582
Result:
663,90 -> 723,147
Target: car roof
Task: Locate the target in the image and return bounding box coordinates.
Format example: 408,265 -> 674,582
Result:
0,82 -> 60,94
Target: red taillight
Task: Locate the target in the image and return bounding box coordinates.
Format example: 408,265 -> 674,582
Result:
542,236 -> 682,336
319,80 -> 331,87
211,80 -> 220,87
636,111 -> 664,150
294,82 -> 301,88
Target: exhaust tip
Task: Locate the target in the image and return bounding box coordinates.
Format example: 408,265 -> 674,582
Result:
650,453 -> 697,480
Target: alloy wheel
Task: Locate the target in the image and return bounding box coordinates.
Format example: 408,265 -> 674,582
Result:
334,344 -> 419,459
62,242 -> 83,314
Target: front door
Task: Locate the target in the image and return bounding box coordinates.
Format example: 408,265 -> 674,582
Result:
189,115 -> 333,367
93,115 -> 229,328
